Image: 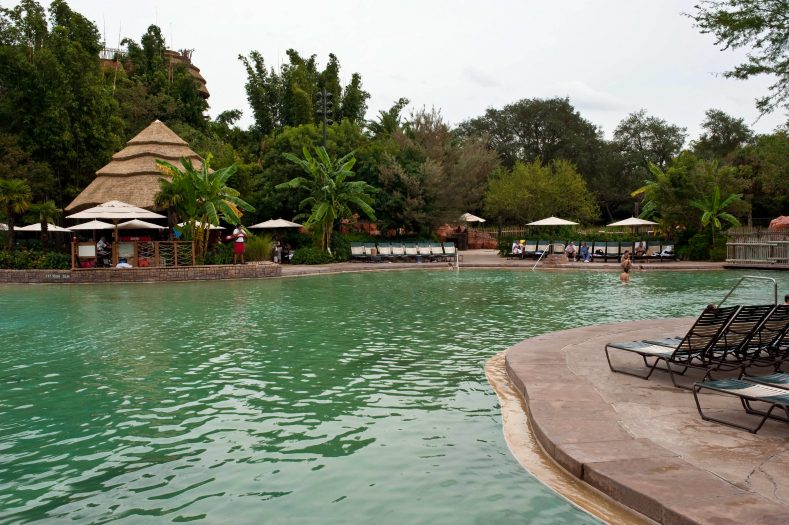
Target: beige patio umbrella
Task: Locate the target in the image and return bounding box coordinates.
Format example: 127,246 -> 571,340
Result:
248,218 -> 303,229
69,219 -> 114,242
607,217 -> 658,227
117,219 -> 166,230
16,223 -> 73,232
459,212 -> 486,223
0,223 -> 7,230
527,216 -> 579,226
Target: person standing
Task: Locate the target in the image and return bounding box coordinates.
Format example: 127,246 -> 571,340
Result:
232,224 -> 246,264
619,251 -> 632,283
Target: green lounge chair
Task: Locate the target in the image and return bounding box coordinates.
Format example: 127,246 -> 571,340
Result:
693,378 -> 789,433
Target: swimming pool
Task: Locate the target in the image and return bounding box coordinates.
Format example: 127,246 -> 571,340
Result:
1,269 -> 786,523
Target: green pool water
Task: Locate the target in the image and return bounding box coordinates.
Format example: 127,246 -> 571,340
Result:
1,269 -> 787,524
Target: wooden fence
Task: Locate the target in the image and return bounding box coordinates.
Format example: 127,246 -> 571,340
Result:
72,241 -> 195,269
726,228 -> 789,265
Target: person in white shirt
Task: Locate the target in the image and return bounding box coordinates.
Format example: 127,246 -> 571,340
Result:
232,224 -> 246,264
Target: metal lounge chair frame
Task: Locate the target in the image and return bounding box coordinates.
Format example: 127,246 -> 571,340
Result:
604,305 -> 741,388
693,378 -> 789,433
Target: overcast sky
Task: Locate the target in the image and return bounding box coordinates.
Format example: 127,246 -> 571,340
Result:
15,0 -> 789,141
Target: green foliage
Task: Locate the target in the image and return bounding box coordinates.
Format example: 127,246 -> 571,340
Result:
203,242 -> 232,265
484,159 -> 599,225
691,184 -> 742,248
239,49 -> 370,138
692,109 -> 754,159
290,245 -> 335,265
278,146 -> 376,253
676,230 -> 722,261
0,177 -> 32,249
245,233 -> 273,262
155,156 -> 255,258
689,0 -> 789,115
0,248 -> 69,269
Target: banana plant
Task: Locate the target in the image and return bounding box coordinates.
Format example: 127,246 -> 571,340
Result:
691,185 -> 741,248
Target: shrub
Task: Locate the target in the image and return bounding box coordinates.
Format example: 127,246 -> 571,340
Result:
291,246 -> 335,265
246,234 -> 273,262
0,249 -> 70,269
204,243 -> 233,265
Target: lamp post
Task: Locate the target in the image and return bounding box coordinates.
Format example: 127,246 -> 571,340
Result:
315,88 -> 333,147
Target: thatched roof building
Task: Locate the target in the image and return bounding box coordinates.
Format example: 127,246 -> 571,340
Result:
66,120 -> 203,212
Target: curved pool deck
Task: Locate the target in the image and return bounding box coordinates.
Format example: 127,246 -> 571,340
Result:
505,317 -> 789,525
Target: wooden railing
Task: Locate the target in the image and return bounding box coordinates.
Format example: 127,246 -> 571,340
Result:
726,228 -> 789,265
71,241 -> 195,269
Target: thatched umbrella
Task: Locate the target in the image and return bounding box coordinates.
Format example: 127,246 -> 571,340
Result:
65,120 -> 204,213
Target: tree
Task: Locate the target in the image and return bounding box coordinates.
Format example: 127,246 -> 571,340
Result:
728,129 -> 789,220
28,199 -> 58,251
278,146 -> 376,254
689,0 -> 789,115
239,50 -> 370,139
614,109 -> 687,172
0,177 -> 32,249
691,185 -> 742,248
155,156 -> 254,258
692,109 -> 754,159
483,159 -> 599,225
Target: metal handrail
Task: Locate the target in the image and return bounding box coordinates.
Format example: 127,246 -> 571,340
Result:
531,249 -> 548,271
718,276 -> 778,306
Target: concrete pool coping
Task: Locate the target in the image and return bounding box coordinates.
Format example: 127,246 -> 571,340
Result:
504,317 -> 789,525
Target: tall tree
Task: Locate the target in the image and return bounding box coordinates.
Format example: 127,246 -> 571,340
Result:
484,159 -> 599,225
278,146 -> 376,253
155,156 -> 254,258
692,109 -> 754,159
689,0 -> 789,115
0,177 -> 32,249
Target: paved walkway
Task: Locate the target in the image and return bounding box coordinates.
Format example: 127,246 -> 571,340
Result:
279,249 -> 725,277
505,318 -> 789,525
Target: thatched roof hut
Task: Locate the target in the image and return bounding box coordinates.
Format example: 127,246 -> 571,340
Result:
66,120 -> 203,212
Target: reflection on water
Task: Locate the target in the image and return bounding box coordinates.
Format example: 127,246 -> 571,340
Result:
0,269 -> 786,523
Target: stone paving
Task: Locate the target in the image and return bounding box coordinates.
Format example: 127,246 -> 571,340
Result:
505,317 -> 789,525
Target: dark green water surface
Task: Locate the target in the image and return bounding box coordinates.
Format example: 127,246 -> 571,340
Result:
1,269 -> 787,524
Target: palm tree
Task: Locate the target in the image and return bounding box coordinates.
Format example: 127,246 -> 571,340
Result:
156,156 -> 254,258
691,185 -> 742,249
0,178 -> 32,250
29,200 -> 60,251
278,146 -> 376,254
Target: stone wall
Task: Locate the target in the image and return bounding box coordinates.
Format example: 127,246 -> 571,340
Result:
0,263 -> 281,284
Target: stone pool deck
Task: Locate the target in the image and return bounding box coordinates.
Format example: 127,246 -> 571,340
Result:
505,317 -> 789,525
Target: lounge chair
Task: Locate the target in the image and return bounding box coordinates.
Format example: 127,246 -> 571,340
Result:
404,243 -> 418,261
604,241 -> 621,262
522,241 -> 539,258
742,371 -> 789,389
740,304 -> 789,370
646,240 -> 661,258
604,305 -> 741,387
443,242 -> 459,262
429,242 -> 445,261
377,242 -> 393,260
701,304 -> 777,376
417,242 -> 433,261
659,244 -> 676,261
350,242 -> 366,261
363,243 -> 379,262
390,243 -> 406,261
693,378 -> 789,433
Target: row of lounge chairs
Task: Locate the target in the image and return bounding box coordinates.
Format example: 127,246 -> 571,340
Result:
351,242 -> 457,262
508,240 -> 676,261
605,304 -> 789,433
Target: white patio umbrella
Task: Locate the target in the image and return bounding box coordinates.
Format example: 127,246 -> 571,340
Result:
527,216 -> 579,226
69,220 -> 114,231
117,219 -> 166,230
66,200 -> 166,245
0,222 -> 7,230
459,212 -> 486,223
248,218 -> 303,229
68,219 -> 115,241
66,200 -> 165,221
607,217 -> 658,227
16,223 -> 72,232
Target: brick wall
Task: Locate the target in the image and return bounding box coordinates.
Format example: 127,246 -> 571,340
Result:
0,263 -> 282,284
